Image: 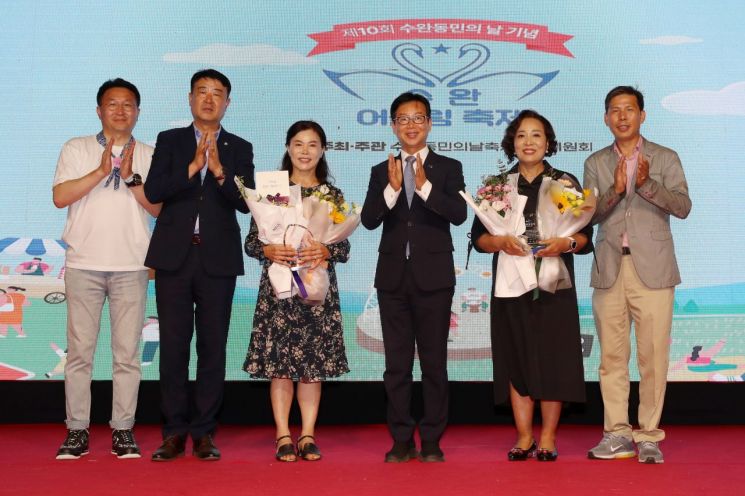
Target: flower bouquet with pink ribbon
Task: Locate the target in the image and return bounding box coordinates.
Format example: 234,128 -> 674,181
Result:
235,176 -> 308,299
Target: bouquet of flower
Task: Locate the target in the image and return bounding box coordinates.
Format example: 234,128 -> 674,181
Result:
297,185 -> 362,305
460,166 -> 538,298
235,176 -> 308,299
474,172 -> 513,217
535,175 -> 597,293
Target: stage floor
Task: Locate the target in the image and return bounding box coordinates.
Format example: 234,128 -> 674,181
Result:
2,424 -> 743,495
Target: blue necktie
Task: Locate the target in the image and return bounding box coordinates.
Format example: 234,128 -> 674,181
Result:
404,155 -> 416,208
404,155 -> 416,259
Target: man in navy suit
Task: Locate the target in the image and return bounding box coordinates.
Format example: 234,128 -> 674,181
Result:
144,69 -> 254,461
362,92 -> 467,462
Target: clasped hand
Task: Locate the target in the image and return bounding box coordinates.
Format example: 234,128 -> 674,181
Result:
263,241 -> 329,270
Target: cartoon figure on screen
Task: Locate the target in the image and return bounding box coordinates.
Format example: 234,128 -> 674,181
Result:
15,257 -> 53,276
45,342 -> 67,378
0,286 -> 30,338
460,287 -> 487,313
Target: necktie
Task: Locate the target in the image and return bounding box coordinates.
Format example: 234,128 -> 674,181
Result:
404,155 -> 416,259
404,155 -> 416,207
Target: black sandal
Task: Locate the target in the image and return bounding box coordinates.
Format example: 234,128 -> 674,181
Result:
275,435 -> 297,462
297,435 -> 322,461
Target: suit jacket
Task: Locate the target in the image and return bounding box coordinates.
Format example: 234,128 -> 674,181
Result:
583,138 -> 691,289
361,149 -> 467,291
144,125 -> 254,276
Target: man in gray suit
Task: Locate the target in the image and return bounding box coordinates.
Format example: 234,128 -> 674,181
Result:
584,86 -> 691,464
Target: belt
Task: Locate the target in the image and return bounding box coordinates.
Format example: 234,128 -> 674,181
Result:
191,234 -> 201,245
622,246 -> 631,255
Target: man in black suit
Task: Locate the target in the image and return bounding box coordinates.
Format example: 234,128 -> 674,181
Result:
361,92 -> 467,462
144,69 -> 254,461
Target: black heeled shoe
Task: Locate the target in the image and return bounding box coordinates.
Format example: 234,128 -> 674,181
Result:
507,441 -> 537,461
536,447 -> 558,461
297,435 -> 322,461
275,435 -> 297,462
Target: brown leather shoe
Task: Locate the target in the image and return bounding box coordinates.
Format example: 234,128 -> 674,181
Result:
193,435 -> 221,461
151,435 -> 186,462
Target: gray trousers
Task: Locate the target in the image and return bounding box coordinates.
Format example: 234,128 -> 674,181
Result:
63,268 -> 148,430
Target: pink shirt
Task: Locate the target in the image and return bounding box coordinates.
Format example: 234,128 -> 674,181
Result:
613,137 -> 642,248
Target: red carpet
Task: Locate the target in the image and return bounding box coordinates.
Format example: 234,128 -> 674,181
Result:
1,424 -> 743,496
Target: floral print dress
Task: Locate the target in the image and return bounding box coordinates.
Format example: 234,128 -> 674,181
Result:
243,183 -> 350,382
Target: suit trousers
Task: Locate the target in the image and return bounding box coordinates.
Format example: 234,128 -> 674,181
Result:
155,244 -> 236,440
593,255 -> 674,442
64,268 -> 148,430
378,261 -> 454,443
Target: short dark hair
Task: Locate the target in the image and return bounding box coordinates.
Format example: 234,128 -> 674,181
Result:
501,109 -> 558,163
390,92 -> 431,119
604,86 -> 644,112
280,120 -> 334,184
96,78 -> 141,107
190,69 -> 232,96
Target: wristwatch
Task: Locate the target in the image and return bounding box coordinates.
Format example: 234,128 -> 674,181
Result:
564,236 -> 577,253
124,173 -> 143,188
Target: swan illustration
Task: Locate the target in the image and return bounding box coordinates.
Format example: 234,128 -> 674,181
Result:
323,43 -> 436,100
447,43 -> 558,99
323,42 -> 559,101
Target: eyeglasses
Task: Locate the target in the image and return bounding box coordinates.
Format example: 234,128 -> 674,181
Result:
393,114 -> 429,125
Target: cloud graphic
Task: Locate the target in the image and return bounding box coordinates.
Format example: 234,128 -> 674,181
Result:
639,35 -> 702,46
168,120 -> 192,128
163,43 -> 317,66
661,82 -> 745,116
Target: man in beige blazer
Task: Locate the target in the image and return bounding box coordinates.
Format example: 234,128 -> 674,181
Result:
584,86 -> 691,464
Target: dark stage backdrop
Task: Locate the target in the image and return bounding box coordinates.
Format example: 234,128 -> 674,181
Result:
1,1 -> 744,383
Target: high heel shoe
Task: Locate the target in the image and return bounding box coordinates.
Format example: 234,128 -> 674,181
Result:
507,440 -> 537,461
536,447 -> 558,461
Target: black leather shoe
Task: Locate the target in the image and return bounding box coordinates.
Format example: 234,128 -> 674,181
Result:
151,435 -> 186,462
418,441 -> 445,463
193,435 -> 221,461
384,439 -> 417,463
536,448 -> 558,462
508,440 -> 537,461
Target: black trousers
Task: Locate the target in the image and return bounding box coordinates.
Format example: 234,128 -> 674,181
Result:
377,262 -> 454,443
155,244 -> 236,440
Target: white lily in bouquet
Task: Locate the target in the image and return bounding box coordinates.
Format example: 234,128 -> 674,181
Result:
535,175 -> 597,293
235,176 -> 308,299
460,169 -> 538,297
298,184 -> 362,305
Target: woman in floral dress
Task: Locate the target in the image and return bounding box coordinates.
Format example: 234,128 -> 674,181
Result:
244,121 -> 349,462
